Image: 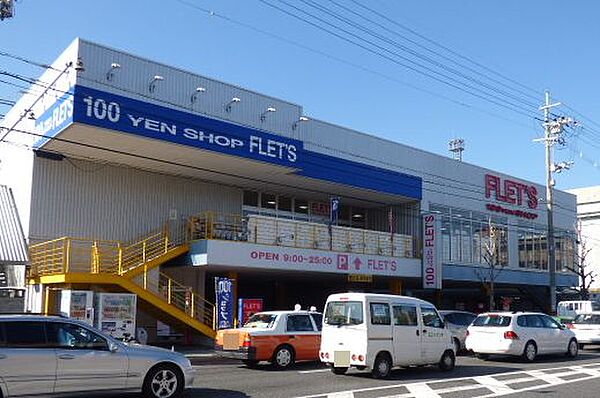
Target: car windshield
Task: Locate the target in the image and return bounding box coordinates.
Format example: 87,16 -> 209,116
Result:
573,314 -> 600,324
324,301 -> 363,326
472,314 -> 512,327
243,313 -> 278,328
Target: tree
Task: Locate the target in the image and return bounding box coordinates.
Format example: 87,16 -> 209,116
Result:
475,217 -> 507,311
564,221 -> 595,301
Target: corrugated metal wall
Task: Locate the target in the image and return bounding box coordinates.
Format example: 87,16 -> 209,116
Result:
29,157 -> 242,242
77,40 -> 303,140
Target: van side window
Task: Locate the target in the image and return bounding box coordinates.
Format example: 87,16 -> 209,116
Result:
0,322 -> 5,347
393,305 -> 418,326
421,307 -> 444,329
370,303 -> 391,325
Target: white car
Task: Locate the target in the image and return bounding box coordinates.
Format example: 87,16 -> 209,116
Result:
320,293 -> 455,379
465,312 -> 578,362
0,314 -> 194,398
567,312 -> 600,348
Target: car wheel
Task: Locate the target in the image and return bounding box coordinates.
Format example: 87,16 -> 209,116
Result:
371,353 -> 392,379
453,338 -> 461,354
567,339 -> 578,358
242,359 -> 259,368
272,345 -> 295,370
439,350 -> 455,372
331,366 -> 348,375
522,341 -> 537,362
143,364 -> 183,398
475,353 -> 489,360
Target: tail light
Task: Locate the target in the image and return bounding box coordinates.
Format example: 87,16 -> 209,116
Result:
567,323 -> 575,329
351,354 -> 357,361
504,331 -> 519,340
242,334 -> 252,348
466,330 -> 470,337
325,352 -> 330,359
358,355 -> 364,361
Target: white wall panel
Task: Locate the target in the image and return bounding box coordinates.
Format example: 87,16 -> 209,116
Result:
29,157 -> 241,242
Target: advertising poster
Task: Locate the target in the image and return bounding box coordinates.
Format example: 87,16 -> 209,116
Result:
238,298 -> 263,326
215,277 -> 234,329
96,293 -> 137,340
422,213 -> 442,289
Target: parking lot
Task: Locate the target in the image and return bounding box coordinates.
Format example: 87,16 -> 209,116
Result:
184,349 -> 600,398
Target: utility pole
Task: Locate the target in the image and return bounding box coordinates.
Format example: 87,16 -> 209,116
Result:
538,90 -> 576,314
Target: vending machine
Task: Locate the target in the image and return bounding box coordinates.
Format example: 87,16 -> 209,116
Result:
59,290 -> 94,325
94,293 -> 137,340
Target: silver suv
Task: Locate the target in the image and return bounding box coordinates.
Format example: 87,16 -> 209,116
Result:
0,314 -> 194,398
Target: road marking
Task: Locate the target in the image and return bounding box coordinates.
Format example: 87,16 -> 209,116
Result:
405,383 -> 441,398
293,363 -> 600,398
299,369 -> 332,374
525,370 -> 564,385
473,376 -> 514,394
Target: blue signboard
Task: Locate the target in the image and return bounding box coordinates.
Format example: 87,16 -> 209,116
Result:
215,277 -> 234,329
33,84 -> 423,200
34,90 -> 74,148
72,85 -> 302,169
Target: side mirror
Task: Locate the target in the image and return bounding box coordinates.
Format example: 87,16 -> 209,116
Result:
109,342 -> 119,353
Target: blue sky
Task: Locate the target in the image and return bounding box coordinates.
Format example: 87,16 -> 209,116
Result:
1,0 -> 599,190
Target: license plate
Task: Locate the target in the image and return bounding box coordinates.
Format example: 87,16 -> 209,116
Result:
223,334 -> 239,350
334,351 -> 351,367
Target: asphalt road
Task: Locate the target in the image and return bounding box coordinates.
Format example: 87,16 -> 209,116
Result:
183,348 -> 600,398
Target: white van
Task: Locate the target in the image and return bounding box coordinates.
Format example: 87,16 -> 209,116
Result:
557,301 -> 600,321
319,293 -> 455,378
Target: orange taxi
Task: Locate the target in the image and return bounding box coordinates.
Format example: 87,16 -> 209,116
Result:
215,310 -> 322,369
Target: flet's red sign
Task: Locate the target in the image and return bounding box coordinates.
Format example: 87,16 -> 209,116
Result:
484,174 -> 538,219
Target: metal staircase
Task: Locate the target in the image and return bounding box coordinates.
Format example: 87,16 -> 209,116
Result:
28,225 -> 216,338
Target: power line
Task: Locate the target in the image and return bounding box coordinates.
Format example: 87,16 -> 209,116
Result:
346,0 -> 543,100
259,0 -> 542,121
299,0 -> 540,111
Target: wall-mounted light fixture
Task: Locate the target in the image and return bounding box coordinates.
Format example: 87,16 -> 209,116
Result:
224,97 -> 241,112
106,63 -> 121,81
260,107 -> 277,122
74,57 -> 85,72
190,86 -> 206,104
292,116 -> 309,130
148,75 -> 164,93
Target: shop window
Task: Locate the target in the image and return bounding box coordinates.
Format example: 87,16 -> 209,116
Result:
279,196 -> 292,212
441,216 -> 451,262
261,193 -> 277,210
243,190 -> 259,207
294,199 -> 309,214
340,205 -> 351,223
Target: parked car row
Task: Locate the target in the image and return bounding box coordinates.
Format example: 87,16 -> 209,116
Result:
216,294 -> 593,380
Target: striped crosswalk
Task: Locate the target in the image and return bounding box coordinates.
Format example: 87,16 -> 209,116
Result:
294,363 -> 600,398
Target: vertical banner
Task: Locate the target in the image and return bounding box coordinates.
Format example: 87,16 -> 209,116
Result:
215,277 -> 234,329
329,197 -> 340,250
422,213 -> 442,289
237,298 -> 264,326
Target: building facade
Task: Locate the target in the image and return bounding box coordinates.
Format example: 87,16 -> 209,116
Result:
568,186 -> 600,298
0,39 -> 578,341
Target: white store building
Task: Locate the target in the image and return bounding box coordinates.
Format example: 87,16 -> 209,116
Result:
0,38 -> 578,341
